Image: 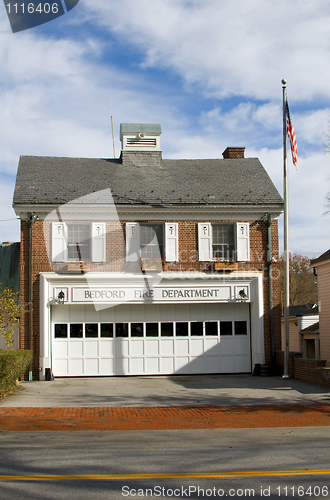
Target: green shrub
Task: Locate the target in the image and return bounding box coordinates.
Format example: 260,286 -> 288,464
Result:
0,287 -> 20,346
0,349 -> 32,395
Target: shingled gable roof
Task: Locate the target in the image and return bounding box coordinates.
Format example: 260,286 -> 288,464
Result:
13,155 -> 283,207
311,249 -> 330,266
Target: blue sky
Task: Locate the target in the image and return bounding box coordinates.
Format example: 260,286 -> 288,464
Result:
1,0 -> 330,257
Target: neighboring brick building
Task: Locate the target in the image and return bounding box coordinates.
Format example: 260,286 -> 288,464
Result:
13,123 -> 284,380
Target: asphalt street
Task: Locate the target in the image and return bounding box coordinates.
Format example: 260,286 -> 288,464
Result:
0,427 -> 330,499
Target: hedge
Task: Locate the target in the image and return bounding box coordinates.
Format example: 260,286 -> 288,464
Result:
0,349 -> 33,394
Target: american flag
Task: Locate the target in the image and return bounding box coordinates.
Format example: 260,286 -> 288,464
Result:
286,100 -> 298,169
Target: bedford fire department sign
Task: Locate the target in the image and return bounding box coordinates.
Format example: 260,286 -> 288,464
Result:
70,285 -> 233,303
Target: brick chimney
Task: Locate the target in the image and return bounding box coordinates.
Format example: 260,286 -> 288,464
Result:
222,147 -> 245,159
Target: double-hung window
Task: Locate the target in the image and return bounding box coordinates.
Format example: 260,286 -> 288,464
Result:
140,224 -> 164,260
212,224 -> 235,260
67,224 -> 91,261
126,222 -> 178,262
198,222 -> 249,262
52,222 -> 106,262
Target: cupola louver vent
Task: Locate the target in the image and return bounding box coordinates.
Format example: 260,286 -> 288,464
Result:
127,138 -> 157,147
120,123 -> 162,154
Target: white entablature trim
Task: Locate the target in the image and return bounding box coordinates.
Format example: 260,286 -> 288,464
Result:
41,270 -> 263,284
14,203 -> 283,221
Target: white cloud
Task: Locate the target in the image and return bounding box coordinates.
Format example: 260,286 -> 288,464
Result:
251,148 -> 330,256
295,109 -> 330,146
0,23 -> 186,168
82,0 -> 330,102
0,176 -> 20,243
1,0 -> 329,258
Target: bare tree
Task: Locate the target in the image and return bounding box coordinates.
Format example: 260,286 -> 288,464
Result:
279,253 -> 318,308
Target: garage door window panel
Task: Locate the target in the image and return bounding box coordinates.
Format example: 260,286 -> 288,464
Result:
100,323 -> 113,338
205,321 -> 218,336
55,324 -> 68,338
70,324 -> 83,338
176,322 -> 188,337
146,323 -> 159,337
161,322 -> 174,337
191,322 -> 203,336
234,321 -> 247,335
85,324 -> 98,338
220,321 -> 233,336
131,323 -> 144,337
116,323 -> 129,337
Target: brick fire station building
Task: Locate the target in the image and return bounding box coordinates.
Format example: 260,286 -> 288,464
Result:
13,124 -> 283,380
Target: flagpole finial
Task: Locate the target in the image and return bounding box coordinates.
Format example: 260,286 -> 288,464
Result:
281,78 -> 287,85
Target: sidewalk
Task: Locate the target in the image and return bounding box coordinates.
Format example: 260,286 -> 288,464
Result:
1,404 -> 330,431
0,375 -> 329,431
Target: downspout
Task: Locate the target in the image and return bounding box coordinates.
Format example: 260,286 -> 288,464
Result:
267,213 -> 275,364
28,212 -> 38,381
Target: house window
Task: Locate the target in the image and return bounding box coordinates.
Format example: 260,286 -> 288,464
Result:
67,224 -> 91,261
212,224 -> 235,260
140,224 -> 164,259
126,222 -> 178,263
52,222 -> 106,263
198,222 -> 249,262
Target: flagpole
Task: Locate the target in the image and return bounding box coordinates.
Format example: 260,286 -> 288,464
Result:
282,78 -> 290,378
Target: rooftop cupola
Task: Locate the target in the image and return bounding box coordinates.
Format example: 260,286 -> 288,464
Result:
120,123 -> 162,151
120,123 -> 162,166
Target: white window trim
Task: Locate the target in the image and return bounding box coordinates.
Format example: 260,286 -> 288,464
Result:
52,222 -> 106,263
126,222 -> 179,262
126,222 -> 140,262
198,222 -> 250,262
165,223 -> 178,262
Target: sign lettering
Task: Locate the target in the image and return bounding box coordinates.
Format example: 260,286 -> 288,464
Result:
70,285 -> 234,303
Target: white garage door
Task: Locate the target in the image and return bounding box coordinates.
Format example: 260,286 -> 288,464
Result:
52,303 -> 251,376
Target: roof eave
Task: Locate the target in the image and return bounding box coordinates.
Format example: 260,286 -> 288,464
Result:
13,202 -> 284,221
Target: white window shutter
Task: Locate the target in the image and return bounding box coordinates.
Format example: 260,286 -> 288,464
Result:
92,223 -> 106,262
236,222 -> 250,261
198,223 -> 212,261
165,223 -> 178,262
126,223 -> 140,262
52,222 -> 67,262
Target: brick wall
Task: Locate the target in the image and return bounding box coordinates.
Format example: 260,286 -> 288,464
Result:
20,217 -> 281,378
121,151 -> 162,167
294,358 -> 330,387
276,350 -> 303,377
20,220 -> 52,379
276,351 -> 330,388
